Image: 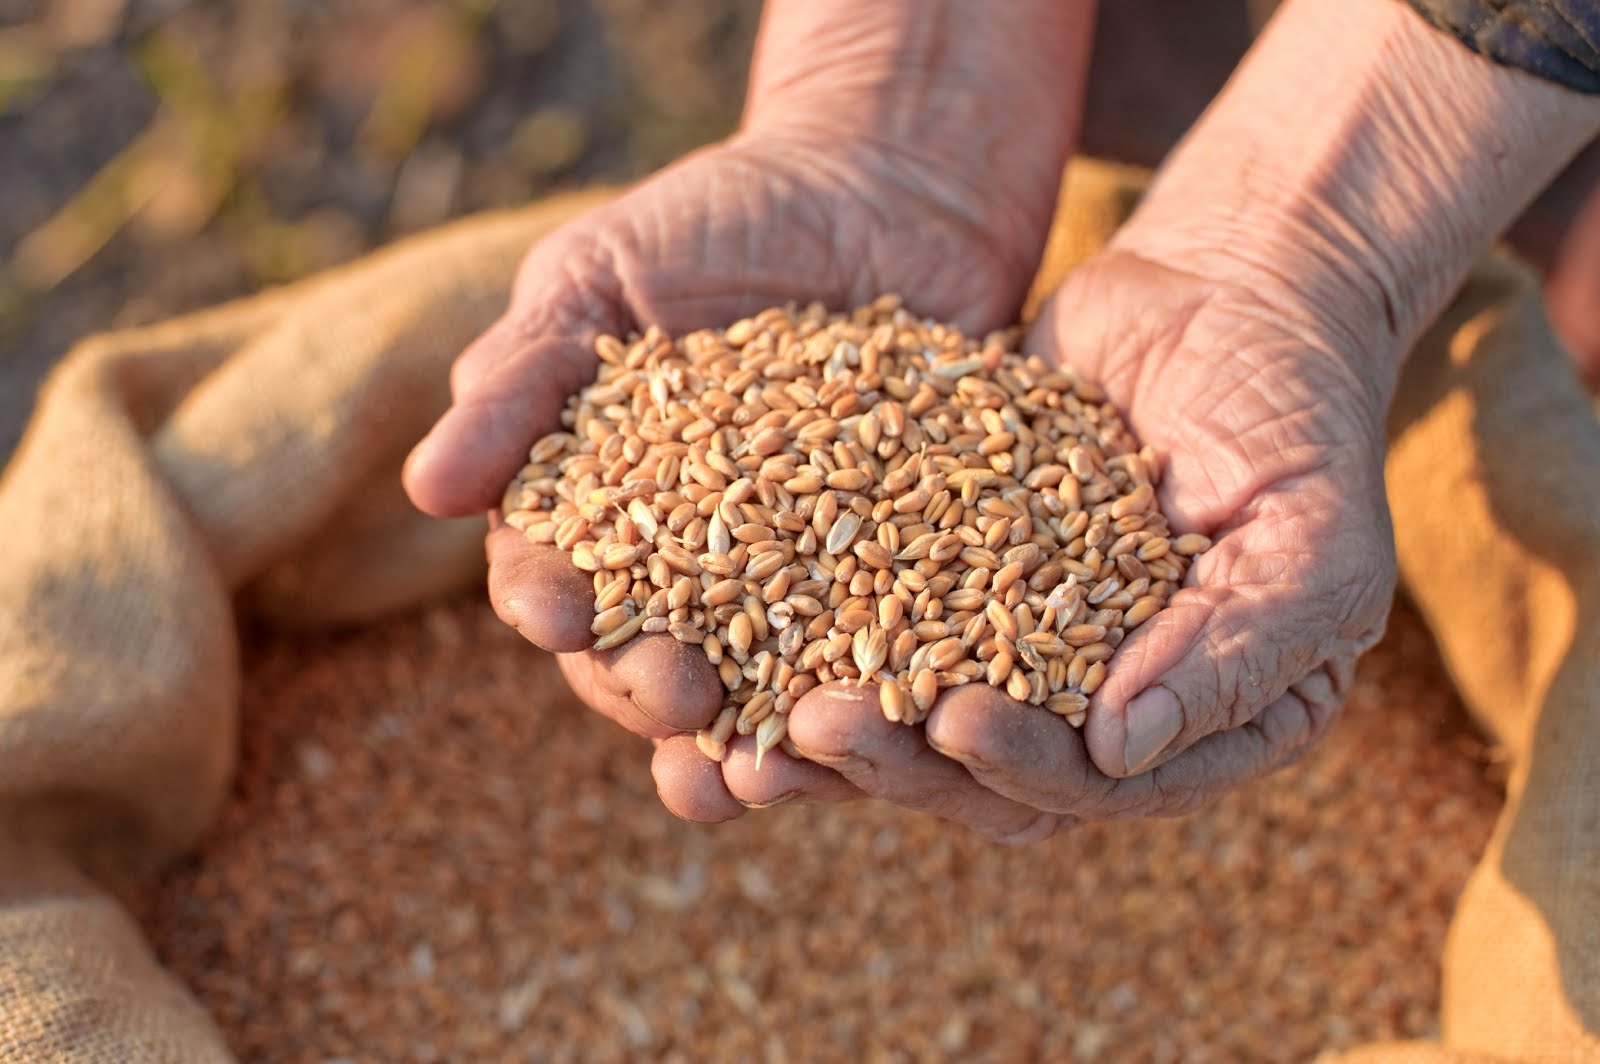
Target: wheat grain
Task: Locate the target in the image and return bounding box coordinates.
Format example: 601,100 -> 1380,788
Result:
502,297 -> 1208,770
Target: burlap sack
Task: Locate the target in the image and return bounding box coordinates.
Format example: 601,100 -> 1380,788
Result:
0,160 -> 1592,1061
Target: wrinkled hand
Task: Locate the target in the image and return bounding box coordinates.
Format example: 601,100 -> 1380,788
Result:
403,129 -> 1073,836
408,113 -> 1395,839
679,245 -> 1397,837
914,248 -> 1396,823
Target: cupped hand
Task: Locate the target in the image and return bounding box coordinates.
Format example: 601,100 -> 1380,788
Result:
404,128 -> 1073,838
876,247 -> 1398,823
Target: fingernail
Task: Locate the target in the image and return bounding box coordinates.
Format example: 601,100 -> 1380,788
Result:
1123,686 -> 1183,775
924,735 -> 992,773
798,749 -> 871,774
743,791 -> 799,810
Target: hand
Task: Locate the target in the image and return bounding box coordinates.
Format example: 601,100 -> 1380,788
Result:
404,124 -> 1081,837
900,247 -> 1397,821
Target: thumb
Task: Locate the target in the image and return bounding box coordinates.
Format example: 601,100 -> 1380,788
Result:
403,232 -> 624,519
1082,478 -> 1393,778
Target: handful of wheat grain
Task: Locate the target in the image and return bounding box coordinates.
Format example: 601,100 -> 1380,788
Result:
502,296 -> 1207,767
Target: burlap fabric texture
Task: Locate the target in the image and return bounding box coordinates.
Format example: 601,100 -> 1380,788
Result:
0,160 -> 1593,1062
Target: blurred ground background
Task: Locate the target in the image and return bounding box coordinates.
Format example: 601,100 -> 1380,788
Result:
3,1 -> 1596,456
0,0 -> 1264,460
0,2 -> 1567,1061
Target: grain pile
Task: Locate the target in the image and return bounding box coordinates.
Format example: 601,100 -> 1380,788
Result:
134,597 -> 1501,1063
501,298 -> 1207,763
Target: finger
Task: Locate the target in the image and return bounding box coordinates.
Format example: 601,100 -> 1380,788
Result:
554,632 -> 722,738
405,334 -> 598,517
554,651 -> 681,740
603,629 -> 723,733
1099,659 -> 1347,819
785,682 -> 1069,845
652,734 -> 745,823
449,314 -> 526,402
923,683 -> 1112,814
1082,478 -> 1392,779
486,525 -> 598,653
718,735 -> 863,809
930,663 -> 1344,820
490,525 -> 721,732
407,217 -> 642,519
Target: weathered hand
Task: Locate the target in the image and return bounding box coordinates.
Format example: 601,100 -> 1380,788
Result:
403,127 -> 1076,837
760,242 -> 1395,833
924,249 -> 1396,817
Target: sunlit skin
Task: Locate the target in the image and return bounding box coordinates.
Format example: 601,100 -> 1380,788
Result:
406,0 -> 1600,841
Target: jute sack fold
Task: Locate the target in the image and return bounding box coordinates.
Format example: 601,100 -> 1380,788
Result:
0,161 -> 1593,1061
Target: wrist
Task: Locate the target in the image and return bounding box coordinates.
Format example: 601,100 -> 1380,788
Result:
741,0 -> 1096,262
1111,0 -> 1600,385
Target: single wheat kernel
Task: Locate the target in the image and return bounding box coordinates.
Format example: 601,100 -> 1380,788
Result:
879,680 -> 907,724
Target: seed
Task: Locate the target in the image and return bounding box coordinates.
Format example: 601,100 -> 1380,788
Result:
747,552 -> 786,582
985,600 -> 1018,642
754,712 -> 789,771
707,510 -> 733,555
701,579 -> 744,607
787,595 -> 825,617
986,649 -> 1013,688
1111,483 -> 1154,520
944,588 -> 986,612
879,681 -> 907,724
667,621 -> 703,645
1046,692 -> 1090,718
1173,532 -> 1212,556
1064,624 -> 1108,647
928,637 -> 967,671
1021,632 -> 1066,655
826,468 -> 872,492
893,489 -> 932,515
890,629 -> 917,672
591,604 -> 632,635
835,608 -> 875,633
853,626 -> 889,684
738,692 -> 776,734
593,611 -> 648,651
896,532 -> 938,561
825,511 -> 863,555
728,613 -> 754,657
1080,660 -> 1108,695
1124,596 -> 1162,629
1137,537 -> 1171,562
928,534 -> 963,563
853,541 -> 893,570
1087,577 -> 1120,605
1076,642 -> 1115,664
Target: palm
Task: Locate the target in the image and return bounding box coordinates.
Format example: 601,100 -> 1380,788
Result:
413,136 -> 1045,515
1020,251 -> 1396,800
550,137 -> 1043,335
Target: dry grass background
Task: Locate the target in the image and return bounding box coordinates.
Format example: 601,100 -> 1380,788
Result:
4,2 -> 1509,1060
0,0 -> 763,459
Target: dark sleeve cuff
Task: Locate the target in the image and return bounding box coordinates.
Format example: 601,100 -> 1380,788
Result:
1400,0 -> 1600,94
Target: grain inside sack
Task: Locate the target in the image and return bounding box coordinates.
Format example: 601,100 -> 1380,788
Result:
502,296 -> 1208,767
